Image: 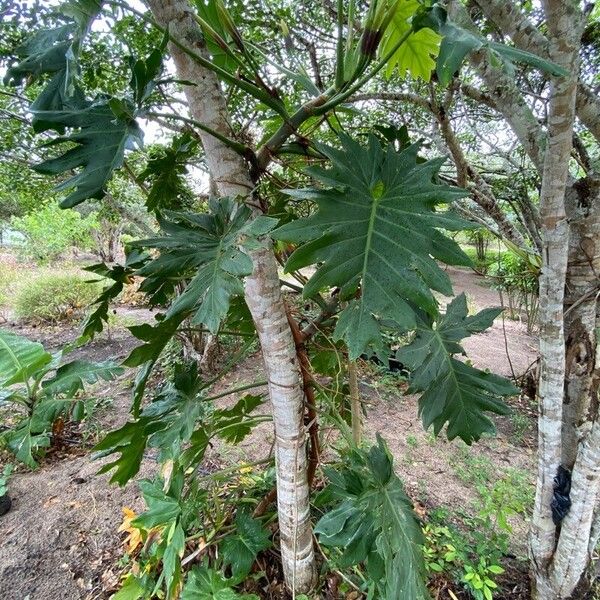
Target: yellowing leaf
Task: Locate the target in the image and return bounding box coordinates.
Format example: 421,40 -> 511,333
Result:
161,459 -> 175,491
380,0 -> 441,80
389,0 -> 420,24
118,507 -> 144,553
385,28 -> 441,80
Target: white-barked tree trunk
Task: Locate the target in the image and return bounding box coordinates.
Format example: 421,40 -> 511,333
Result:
146,0 -> 317,591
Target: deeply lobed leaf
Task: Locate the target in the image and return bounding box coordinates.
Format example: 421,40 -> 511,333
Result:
315,436 -> 429,600
133,197 -> 258,334
274,134 -> 471,358
33,102 -> 143,208
221,510 -> 272,580
397,294 -> 517,443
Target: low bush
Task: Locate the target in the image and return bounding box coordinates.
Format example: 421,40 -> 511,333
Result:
0,329 -> 123,467
0,263 -> 18,307
461,246 -> 507,275
11,203 -> 97,263
488,250 -> 539,331
14,272 -> 102,324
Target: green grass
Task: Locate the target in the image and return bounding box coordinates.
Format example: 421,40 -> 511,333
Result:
0,262 -> 19,307
15,271 -> 102,324
450,445 -> 494,486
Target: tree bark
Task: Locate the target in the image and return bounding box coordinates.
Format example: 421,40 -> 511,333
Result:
449,2 -> 600,596
472,0 -> 600,142
527,2 -> 585,598
146,0 -> 317,591
546,178 -> 600,597
561,180 -> 600,469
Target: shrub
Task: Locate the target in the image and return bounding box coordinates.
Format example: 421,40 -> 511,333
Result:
462,246 -> 504,275
0,263 -> 18,307
465,228 -> 493,262
488,250 -> 539,331
0,329 -> 122,467
14,272 -> 101,324
11,203 -> 97,263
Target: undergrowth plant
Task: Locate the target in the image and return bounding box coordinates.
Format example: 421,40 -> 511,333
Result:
423,512 -> 506,600
0,464 -> 13,498
488,248 -> 540,332
0,329 -> 122,466
15,272 -> 102,324
11,202 -> 97,263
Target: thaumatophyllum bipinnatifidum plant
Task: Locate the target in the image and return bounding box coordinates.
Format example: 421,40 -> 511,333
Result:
3,0 -> 568,596
0,329 -> 122,467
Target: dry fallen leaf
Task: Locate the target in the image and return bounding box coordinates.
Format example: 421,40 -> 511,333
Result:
118,507 -> 143,553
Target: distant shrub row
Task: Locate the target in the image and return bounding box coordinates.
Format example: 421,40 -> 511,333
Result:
14,272 -> 101,324
10,203 -> 97,263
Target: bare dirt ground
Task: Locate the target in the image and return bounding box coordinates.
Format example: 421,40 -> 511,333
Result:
0,267 -> 538,600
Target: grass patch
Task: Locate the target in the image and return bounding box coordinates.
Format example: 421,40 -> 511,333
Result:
15,271 -> 102,324
0,262 -> 19,307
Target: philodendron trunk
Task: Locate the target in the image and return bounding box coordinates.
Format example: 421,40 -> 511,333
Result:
547,179 -> 600,598
529,2 -> 597,598
146,0 -> 317,591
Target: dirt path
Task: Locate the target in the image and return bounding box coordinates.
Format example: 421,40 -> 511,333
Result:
445,267 -> 537,377
0,269 -> 538,599
0,313 -> 155,600
0,389 -> 154,600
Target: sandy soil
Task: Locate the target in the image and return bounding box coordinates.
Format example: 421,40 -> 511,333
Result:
0,268 -> 539,600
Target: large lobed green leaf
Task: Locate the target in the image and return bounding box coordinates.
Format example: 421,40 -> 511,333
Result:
3,0 -> 103,131
212,394 -> 265,444
0,329 -> 125,467
3,416 -> 54,468
117,198 -> 271,413
0,329 -> 52,387
5,13 -> 168,208
396,294 -> 517,443
42,359 -> 123,395
3,24 -> 83,133
33,102 -> 143,208
221,510 -> 272,580
315,435 -> 429,600
181,566 -> 259,600
381,0 -> 441,80
274,134 -> 471,359
93,363 -> 265,485
94,362 -> 205,484
134,197 -> 274,334
130,477 -> 186,598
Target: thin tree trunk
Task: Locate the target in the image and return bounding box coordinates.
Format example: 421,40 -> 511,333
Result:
348,360 -> 361,445
146,0 -> 317,591
528,2 -> 584,598
548,179 -> 600,597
